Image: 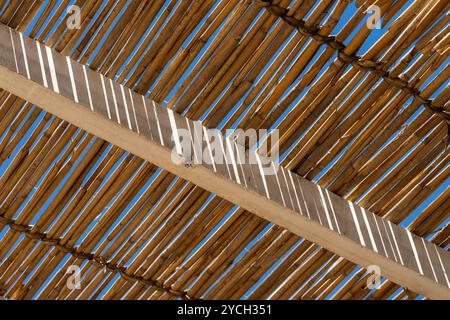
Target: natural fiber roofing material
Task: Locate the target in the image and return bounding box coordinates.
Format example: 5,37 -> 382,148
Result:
0,0 -> 448,300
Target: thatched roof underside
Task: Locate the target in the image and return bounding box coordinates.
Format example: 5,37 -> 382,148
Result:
0,0 -> 449,300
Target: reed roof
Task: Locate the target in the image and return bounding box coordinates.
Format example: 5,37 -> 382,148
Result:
0,0 -> 448,300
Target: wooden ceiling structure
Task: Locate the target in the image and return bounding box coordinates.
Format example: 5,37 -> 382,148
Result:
0,0 -> 449,300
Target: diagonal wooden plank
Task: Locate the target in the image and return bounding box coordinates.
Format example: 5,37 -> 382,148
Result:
0,24 -> 449,299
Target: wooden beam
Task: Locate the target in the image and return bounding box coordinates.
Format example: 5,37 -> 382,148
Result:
0,24 -> 449,299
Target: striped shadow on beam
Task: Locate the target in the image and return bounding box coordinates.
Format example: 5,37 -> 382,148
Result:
0,24 -> 449,299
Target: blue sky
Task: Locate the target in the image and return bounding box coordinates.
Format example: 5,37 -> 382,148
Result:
0,0 -> 448,300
